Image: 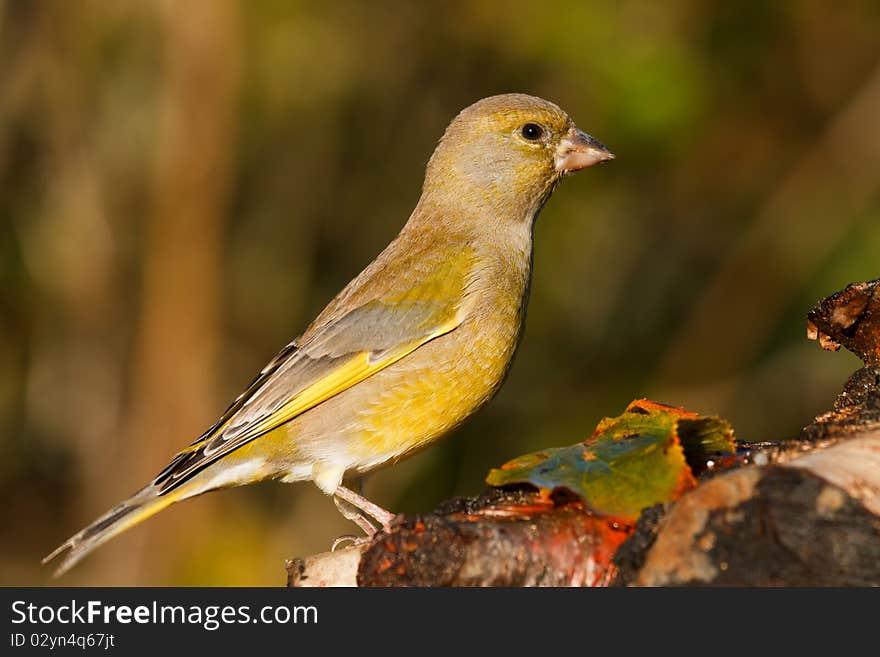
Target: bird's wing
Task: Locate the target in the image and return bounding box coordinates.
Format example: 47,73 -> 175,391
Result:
153,246 -> 476,494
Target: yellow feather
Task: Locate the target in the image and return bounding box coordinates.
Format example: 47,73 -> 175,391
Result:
238,320 -> 460,440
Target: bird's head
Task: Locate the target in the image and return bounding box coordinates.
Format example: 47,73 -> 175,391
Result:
422,93 -> 614,219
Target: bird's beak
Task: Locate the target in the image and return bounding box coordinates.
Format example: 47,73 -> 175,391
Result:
554,128 -> 615,173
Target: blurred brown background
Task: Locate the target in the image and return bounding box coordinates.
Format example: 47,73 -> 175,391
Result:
2,1 -> 879,585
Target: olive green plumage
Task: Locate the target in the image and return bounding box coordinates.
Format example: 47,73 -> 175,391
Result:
45,93 -> 613,576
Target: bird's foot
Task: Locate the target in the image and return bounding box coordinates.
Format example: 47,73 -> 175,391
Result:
330,493 -> 387,552
331,534 -> 372,551
334,485 -> 396,533
349,511 -> 379,537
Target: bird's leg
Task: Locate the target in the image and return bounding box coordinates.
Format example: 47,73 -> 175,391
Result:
333,494 -> 378,536
334,484 -> 396,533
329,478 -> 394,551
332,477 -> 377,534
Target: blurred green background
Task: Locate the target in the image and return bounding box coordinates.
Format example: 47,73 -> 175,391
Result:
2,1 -> 879,585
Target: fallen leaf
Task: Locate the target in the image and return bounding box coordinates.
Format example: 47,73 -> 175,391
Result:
486,399 -> 737,520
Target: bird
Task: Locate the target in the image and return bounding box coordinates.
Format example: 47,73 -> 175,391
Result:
44,93 -> 614,576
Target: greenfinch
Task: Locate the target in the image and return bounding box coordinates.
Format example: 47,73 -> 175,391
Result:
45,93 -> 613,576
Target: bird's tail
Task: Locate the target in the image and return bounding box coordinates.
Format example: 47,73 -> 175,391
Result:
43,484 -> 187,578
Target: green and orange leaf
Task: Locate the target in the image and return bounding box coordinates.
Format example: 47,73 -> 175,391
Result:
486,399 -> 737,521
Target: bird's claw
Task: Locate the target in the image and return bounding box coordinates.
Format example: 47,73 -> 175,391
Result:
331,534 -> 371,551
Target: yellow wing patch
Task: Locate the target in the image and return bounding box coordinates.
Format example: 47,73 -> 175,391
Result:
233,319 -> 459,441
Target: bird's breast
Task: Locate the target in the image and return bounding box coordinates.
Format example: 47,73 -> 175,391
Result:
344,240 -> 533,469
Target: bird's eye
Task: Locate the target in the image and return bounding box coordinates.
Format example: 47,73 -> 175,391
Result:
520,123 -> 544,141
